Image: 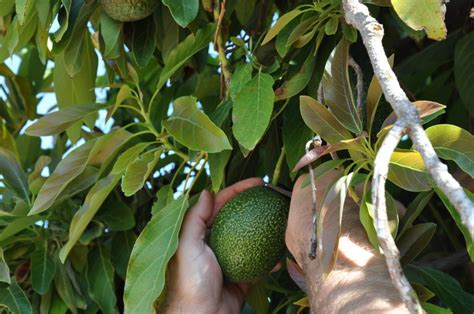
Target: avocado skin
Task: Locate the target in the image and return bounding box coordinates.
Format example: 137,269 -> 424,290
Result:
101,0 -> 157,22
209,186 -> 289,282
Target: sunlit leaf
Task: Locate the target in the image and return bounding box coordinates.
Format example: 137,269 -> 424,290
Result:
381,100 -> 446,129
392,0 -> 447,40
60,174 -> 121,263
388,150 -> 433,192
164,96 -> 231,153
299,96 -> 352,143
124,196 -> 189,313
262,10 -> 303,45
230,63 -> 252,101
425,124 -> 474,178
208,150 -> 231,193
233,72 -> 274,151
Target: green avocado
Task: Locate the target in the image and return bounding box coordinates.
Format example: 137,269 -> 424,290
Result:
101,0 -> 157,22
208,186 -> 289,282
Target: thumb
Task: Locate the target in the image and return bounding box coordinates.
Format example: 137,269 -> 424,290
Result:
180,190 -> 213,242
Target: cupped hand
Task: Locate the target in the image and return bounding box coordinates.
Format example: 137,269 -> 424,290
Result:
163,178 -> 263,314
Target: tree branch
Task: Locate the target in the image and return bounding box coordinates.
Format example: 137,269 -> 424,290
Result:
342,0 -> 474,312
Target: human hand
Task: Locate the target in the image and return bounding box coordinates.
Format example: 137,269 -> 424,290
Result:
163,178 -> 263,314
286,171 -> 408,313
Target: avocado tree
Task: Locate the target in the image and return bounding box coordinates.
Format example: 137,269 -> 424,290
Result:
0,0 -> 473,313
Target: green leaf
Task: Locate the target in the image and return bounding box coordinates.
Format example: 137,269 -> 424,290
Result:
100,12 -> 123,59
262,10 -> 303,45
360,189 -> 399,250
398,191 -> 434,238
53,34 -> 98,143
454,32 -> 474,114
122,148 -> 162,197
422,302 -> 453,314
208,150 -> 231,193
124,196 -> 189,313
163,96 -> 231,153
111,231 -> 136,280
435,188 -> 474,260
25,103 -> 109,136
0,147 -> 29,201
86,245 -> 117,314
322,39 -> 362,134
388,150 -> 432,192
155,24 -> 215,93
111,142 -> 152,175
397,223 -> 436,265
97,197 -> 135,231
0,278 -> 32,314
30,242 -> 56,295
425,124 -> 474,178
405,265 -> 474,314
318,173 -> 353,276
151,185 -> 174,216
28,141 -> 95,215
299,95 -> 352,143
235,0 -> 257,25
246,280 -> 269,314
54,261 -> 84,313
391,0 -> 447,40
131,17 -> 156,67
283,102 -> 313,178
0,248 -> 10,284
59,174 -> 121,263
0,216 -> 39,243
275,56 -> 315,101
162,0 -> 198,27
230,63 -> 252,101
232,72 -> 275,151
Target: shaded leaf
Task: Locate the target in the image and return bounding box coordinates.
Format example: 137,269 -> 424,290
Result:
275,56 -> 315,101
30,242 -> 56,295
299,95 -> 352,143
391,0 -> 447,40
124,196 -> 189,313
131,17 -> 156,67
425,124 -> 474,177
232,72 -> 275,150
388,150 -> 432,192
435,188 -> 474,260
322,39 -> 362,134
25,103 -> 109,137
454,32 -> 474,114
86,245 -> 117,314
0,248 -> 10,284
111,142 -> 152,175
155,24 -> 215,93
97,197 -> 135,231
397,223 -> 436,265
246,280 -> 269,314
405,265 -> 474,314
163,0 -> 198,27
0,147 -> 29,201
230,63 -> 252,101
60,174 -> 121,263
398,191 -> 434,238
111,231 -> 136,280
164,96 -> 231,153
0,278 -> 32,314
100,12 -> 123,59
208,151 -> 231,193
262,10 -> 303,45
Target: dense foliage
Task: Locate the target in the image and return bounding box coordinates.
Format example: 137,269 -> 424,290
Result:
0,0 -> 473,313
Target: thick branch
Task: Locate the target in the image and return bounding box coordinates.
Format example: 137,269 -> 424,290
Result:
343,0 -> 474,312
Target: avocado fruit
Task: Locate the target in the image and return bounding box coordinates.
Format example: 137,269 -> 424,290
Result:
101,0 -> 157,22
208,186 -> 289,282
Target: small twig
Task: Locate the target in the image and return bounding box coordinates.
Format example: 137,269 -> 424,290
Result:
213,0 -> 232,98
307,136 -> 322,260
348,55 -> 364,115
272,146 -> 286,185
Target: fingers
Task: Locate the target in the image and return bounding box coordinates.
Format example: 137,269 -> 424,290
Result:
180,190 -> 214,242
209,177 -> 264,226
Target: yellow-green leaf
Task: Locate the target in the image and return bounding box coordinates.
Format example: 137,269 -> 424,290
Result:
388,150 -> 432,192
121,148 -> 162,197
392,0 -> 447,40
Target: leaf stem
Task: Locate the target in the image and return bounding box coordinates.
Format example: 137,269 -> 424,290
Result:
272,146 -> 286,185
